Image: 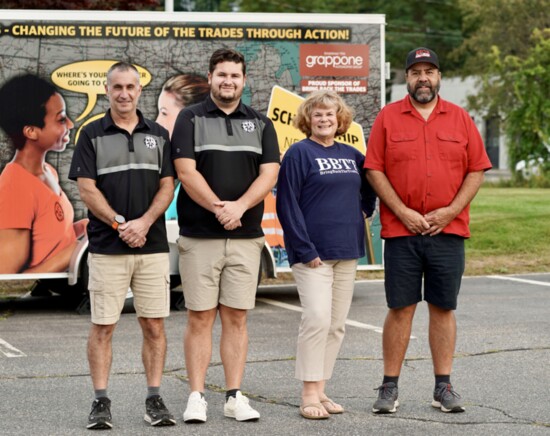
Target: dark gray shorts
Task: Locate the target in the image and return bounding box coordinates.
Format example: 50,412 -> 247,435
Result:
384,234 -> 465,310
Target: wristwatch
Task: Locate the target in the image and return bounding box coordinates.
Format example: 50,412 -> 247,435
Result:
111,214 -> 126,230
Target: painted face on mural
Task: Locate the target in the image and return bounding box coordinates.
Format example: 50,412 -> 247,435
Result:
36,92 -> 74,153
156,90 -> 181,137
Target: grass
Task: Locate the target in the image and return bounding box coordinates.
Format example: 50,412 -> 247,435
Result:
0,280 -> 34,297
465,186 -> 550,275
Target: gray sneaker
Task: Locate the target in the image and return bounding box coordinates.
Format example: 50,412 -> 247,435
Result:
432,382 -> 465,413
372,382 -> 399,414
144,395 -> 176,426
87,397 -> 112,429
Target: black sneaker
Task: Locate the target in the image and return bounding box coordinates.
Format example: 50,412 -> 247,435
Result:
87,397 -> 112,430
144,395 -> 176,426
372,382 -> 399,414
432,382 -> 465,413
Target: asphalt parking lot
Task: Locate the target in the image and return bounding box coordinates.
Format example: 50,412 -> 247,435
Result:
1,273 -> 549,435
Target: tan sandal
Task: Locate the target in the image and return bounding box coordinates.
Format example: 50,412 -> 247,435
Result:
320,397 -> 344,414
299,402 -> 330,420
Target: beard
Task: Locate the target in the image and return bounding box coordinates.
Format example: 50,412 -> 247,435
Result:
407,80 -> 440,104
211,86 -> 242,105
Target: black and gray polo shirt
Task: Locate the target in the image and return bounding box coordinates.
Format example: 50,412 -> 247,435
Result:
69,109 -> 174,254
171,95 -> 279,238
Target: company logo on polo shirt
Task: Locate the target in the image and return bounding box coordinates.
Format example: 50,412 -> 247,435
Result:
54,202 -> 64,221
144,136 -> 158,149
241,120 -> 256,133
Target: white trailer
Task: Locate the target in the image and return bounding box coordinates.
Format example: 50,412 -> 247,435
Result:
0,10 -> 386,309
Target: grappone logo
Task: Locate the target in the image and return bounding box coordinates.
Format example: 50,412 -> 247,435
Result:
300,44 -> 370,77
305,54 -> 363,69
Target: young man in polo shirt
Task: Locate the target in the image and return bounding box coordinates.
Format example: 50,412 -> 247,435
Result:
171,48 -> 279,422
365,48 -> 492,414
70,62 -> 176,429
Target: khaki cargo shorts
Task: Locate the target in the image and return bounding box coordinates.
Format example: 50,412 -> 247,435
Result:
178,236 -> 264,311
87,252 -> 170,324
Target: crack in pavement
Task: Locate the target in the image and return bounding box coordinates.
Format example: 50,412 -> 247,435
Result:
3,368 -> 548,428
474,403 -> 550,427
3,346 -> 549,379
169,372 -> 550,429
336,346 -> 550,362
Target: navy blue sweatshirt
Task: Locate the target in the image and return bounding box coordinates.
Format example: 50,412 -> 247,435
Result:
276,138 -> 376,266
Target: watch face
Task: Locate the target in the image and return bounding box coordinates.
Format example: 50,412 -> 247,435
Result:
115,215 -> 125,224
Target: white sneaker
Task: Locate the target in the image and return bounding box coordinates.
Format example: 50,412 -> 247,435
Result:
183,391 -> 207,423
224,391 -> 260,421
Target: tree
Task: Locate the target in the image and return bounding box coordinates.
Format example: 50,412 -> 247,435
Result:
0,0 -> 162,9
489,30 -> 550,177
220,0 -> 369,13
456,0 -> 550,176
456,0 -> 549,76
225,0 -> 466,79
176,0 -> 221,11
371,0 -> 465,79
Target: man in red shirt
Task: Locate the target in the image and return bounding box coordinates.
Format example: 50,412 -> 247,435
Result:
365,47 -> 492,414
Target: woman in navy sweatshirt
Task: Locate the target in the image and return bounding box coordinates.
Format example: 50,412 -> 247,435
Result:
276,90 -> 376,419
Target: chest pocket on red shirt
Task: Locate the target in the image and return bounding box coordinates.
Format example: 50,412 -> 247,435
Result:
388,132 -> 417,162
437,131 -> 467,161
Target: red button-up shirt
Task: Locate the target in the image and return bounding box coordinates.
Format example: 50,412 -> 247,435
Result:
365,95 -> 492,238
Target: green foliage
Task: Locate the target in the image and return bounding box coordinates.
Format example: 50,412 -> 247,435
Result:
468,28 -> 550,174
456,0 -> 549,75
487,172 -> 550,189
505,30 -> 550,172
221,0 -> 368,13
371,0 -> 465,76
177,0 -> 221,11
0,0 -> 162,9
457,0 -> 550,176
227,0 -> 466,75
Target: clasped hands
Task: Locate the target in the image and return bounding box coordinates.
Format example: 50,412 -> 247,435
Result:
214,200 -> 245,231
401,206 -> 456,236
117,219 -> 148,248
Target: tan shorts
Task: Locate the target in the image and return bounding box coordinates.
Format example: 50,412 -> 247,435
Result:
87,252 -> 170,325
178,236 -> 264,311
